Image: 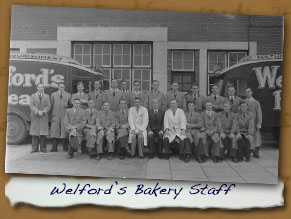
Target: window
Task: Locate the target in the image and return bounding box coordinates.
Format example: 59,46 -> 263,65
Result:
133,69 -> 151,91
113,44 -> 131,67
133,44 -> 151,67
208,52 -> 227,73
72,42 -> 152,91
228,52 -> 248,66
93,44 -> 111,67
172,73 -> 193,92
172,51 -> 194,71
10,48 -> 20,53
74,44 -> 91,66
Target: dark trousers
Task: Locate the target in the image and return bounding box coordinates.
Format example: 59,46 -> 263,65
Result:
237,135 -> 251,159
32,135 -> 46,152
194,139 -> 208,157
148,130 -> 163,155
117,136 -> 129,155
51,138 -> 68,151
221,137 -> 237,158
68,136 -> 80,156
163,137 -> 190,156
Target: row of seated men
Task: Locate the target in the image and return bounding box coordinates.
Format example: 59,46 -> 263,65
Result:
29,79 -> 262,163
63,96 -> 257,163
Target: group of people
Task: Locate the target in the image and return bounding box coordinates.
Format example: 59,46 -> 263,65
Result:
29,78 -> 262,163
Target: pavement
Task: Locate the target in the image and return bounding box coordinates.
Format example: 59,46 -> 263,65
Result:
5,141 -> 279,184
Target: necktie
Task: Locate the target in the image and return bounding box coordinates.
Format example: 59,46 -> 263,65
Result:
122,110 -> 124,114
194,94 -> 197,102
39,93 -> 43,102
90,109 -> 93,117
231,97 -> 234,104
60,92 -> 63,99
113,89 -> 116,96
226,112 -> 228,118
174,92 -> 177,98
214,95 -> 217,101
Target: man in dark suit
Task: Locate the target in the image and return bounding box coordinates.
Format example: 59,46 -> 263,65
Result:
147,99 -> 165,159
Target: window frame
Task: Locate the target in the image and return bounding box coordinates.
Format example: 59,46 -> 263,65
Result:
171,50 -> 195,72
73,43 -> 92,67
93,43 -> 112,68
133,44 -> 152,67
132,69 -> 152,91
113,44 -> 132,67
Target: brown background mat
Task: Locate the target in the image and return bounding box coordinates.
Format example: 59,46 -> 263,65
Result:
0,0 -> 290,218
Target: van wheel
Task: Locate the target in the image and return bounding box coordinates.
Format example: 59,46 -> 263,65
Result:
6,114 -> 28,145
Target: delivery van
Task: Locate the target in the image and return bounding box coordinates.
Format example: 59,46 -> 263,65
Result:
6,53 -> 103,145
210,55 -> 283,142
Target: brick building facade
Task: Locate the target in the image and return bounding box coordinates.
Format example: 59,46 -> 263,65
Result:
9,5 -> 283,95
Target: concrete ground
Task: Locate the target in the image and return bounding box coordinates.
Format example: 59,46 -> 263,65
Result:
5,140 -> 279,184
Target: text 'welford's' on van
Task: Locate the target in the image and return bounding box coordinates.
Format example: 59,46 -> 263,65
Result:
7,53 -> 103,145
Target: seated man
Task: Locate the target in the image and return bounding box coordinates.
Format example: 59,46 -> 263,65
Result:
64,98 -> 86,159
95,101 -> 116,160
200,101 -> 222,163
115,99 -> 131,159
84,99 -> 99,158
147,99 -> 165,159
163,99 -> 189,162
218,101 -> 238,163
185,101 -> 208,163
128,97 -> 149,159
236,101 -> 255,162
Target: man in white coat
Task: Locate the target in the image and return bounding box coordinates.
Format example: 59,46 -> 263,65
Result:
128,97 -> 149,159
163,99 -> 189,161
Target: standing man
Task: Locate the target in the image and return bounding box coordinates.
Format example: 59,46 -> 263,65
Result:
128,97 -> 149,159
147,80 -> 166,111
88,80 -> 104,111
200,101 -> 222,163
129,80 -> 148,108
236,101 -> 255,162
206,84 -> 225,112
163,99 -> 189,161
185,84 -> 206,113
165,81 -> 186,110
185,101 -> 208,163
64,98 -> 86,159
104,79 -> 125,112
147,99 -> 165,159
95,101 -> 116,160
115,99 -> 131,159
120,80 -> 131,107
50,82 -> 71,152
245,87 -> 262,158
71,82 -> 89,110
218,101 -> 238,163
84,99 -> 99,158
29,83 -> 51,153
225,85 -> 241,113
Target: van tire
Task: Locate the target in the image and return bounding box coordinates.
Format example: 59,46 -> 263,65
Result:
6,114 -> 28,145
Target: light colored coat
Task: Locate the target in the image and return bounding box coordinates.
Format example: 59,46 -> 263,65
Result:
147,90 -> 166,111
185,110 -> 204,145
164,108 -> 186,143
104,89 -> 126,112
29,92 -> 51,136
165,90 -> 187,110
50,91 -> 71,138
88,90 -> 105,111
128,106 -> 149,146
246,97 -> 262,147
63,108 -> 86,137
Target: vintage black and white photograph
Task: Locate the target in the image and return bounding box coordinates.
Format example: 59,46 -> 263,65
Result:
5,5 -> 283,184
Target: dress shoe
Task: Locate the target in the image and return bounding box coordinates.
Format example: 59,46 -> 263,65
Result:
67,154 -> 73,159
164,154 -> 169,160
31,150 -> 38,153
238,158 -> 243,162
158,154 -> 163,159
107,154 -> 113,160
95,154 -> 102,160
184,155 -> 190,163
139,155 -> 145,159
119,154 -> 125,160
232,157 -> 238,163
213,157 -> 218,163
254,148 -> 260,158
179,154 -> 184,161
246,157 -> 250,162
202,157 -> 207,163
197,156 -> 203,163
148,154 -> 154,159
50,149 -> 57,152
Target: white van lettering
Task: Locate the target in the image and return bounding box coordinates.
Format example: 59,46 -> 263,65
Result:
253,65 -> 280,89
273,90 -> 281,111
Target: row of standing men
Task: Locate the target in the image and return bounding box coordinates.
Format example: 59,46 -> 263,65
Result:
29,79 -> 262,163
